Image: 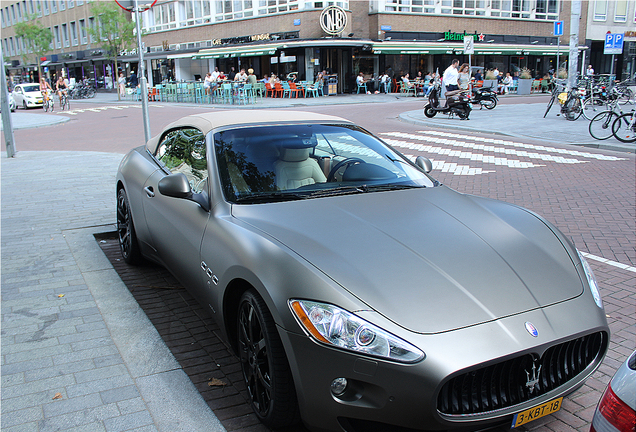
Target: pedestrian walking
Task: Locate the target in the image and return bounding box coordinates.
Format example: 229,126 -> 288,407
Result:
443,59 -> 460,93
118,72 -> 126,98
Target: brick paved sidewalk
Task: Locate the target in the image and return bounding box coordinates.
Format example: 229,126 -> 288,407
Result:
1,151 -> 225,432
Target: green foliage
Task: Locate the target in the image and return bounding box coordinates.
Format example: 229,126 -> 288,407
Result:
88,2 -> 136,59
13,14 -> 53,70
519,68 -> 532,79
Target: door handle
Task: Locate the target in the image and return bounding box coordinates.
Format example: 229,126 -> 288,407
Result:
144,186 -> 155,197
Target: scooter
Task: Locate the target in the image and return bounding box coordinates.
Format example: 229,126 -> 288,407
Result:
471,86 -> 498,110
423,80 -> 472,120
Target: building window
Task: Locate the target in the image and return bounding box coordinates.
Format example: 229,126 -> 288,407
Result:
151,2 -> 176,31
79,18 -> 87,43
535,0 -> 558,20
44,1 -> 49,14
60,0 -> 65,11
70,21 -> 78,45
88,16 -> 95,42
180,0 -> 212,26
613,0 -> 627,22
16,2 -> 22,22
254,0 -> 299,19
52,0 -> 57,13
54,25 -> 61,47
69,0 -> 74,7
62,23 -> 69,47
1,10 -> 5,28
593,0 -> 607,20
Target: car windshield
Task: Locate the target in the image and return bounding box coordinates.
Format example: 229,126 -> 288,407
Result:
22,85 -> 40,92
214,124 -> 435,204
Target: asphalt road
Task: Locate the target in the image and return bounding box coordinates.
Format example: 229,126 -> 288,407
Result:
2,97 -> 634,432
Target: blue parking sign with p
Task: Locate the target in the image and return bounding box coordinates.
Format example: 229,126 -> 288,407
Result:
604,33 -> 624,54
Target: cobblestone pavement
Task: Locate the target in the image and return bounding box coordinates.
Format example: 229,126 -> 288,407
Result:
1,99 -> 634,432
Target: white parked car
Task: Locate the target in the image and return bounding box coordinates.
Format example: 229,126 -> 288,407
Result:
12,83 -> 43,109
1,93 -> 16,112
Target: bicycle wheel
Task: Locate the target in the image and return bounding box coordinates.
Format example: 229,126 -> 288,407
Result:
544,94 -> 556,118
43,99 -> 49,112
62,96 -> 69,110
564,97 -> 582,121
589,111 -> 620,140
612,112 -> 636,143
616,88 -> 633,105
581,97 -> 601,120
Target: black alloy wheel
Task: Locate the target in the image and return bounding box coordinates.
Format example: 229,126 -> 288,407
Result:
237,290 -> 299,429
424,106 -> 437,118
482,97 -> 497,110
116,188 -> 142,264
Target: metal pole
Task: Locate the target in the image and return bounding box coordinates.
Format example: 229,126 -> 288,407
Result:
133,0 -> 151,143
1,43 -> 17,157
567,0 -> 581,90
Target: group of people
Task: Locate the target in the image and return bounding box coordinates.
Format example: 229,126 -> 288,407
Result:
202,67 -> 258,95
443,60 -> 514,94
39,75 -> 70,106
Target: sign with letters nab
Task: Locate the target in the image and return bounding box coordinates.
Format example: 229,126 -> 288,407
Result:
604,33 -> 624,54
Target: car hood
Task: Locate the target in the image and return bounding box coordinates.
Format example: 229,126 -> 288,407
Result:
233,186 -> 583,334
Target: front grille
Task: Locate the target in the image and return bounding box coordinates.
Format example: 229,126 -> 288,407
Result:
437,332 -> 607,415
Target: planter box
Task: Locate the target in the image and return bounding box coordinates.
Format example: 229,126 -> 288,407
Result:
482,79 -> 497,90
517,79 -> 532,95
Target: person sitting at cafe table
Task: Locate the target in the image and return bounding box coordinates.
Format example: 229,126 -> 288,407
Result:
247,69 -> 257,85
235,68 -> 248,82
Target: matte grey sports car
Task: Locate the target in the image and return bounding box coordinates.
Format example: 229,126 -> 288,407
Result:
116,111 -> 609,432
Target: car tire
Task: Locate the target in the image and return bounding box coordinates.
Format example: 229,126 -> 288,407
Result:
116,188 -> 142,265
23,101 -> 28,110
237,290 -> 299,429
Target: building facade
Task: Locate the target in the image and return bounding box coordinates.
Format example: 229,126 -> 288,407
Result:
2,1 -> 634,93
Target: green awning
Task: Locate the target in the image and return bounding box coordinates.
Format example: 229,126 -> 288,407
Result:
372,41 -> 586,56
193,44 -> 281,59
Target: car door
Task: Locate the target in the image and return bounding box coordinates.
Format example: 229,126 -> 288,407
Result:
142,127 -> 210,292
13,86 -> 23,106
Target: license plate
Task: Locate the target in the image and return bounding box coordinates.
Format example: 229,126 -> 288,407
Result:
511,397 -> 562,428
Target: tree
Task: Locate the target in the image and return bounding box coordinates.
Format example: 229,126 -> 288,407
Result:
13,14 -> 53,81
88,2 -> 137,100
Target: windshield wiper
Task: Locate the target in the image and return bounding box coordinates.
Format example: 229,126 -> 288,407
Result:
364,184 -> 424,192
234,191 -> 308,204
308,185 -> 369,198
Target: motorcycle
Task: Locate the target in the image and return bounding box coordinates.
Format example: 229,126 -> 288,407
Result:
471,86 -> 498,109
423,80 -> 472,120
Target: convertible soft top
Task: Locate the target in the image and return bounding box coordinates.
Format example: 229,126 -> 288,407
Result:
145,110 -> 352,155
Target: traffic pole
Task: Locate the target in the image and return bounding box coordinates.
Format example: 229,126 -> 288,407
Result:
1,43 -> 16,158
134,0 -> 152,143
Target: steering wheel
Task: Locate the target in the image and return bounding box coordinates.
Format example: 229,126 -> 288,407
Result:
327,157 -> 365,182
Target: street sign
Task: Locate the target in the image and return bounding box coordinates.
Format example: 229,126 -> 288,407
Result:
604,33 -> 624,54
463,35 -> 474,54
115,0 -> 157,12
553,20 -> 564,36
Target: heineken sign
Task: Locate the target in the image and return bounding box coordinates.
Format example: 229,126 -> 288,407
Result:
444,32 -> 485,42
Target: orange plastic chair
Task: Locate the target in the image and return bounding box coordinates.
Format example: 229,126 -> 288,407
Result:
289,82 -> 304,98
273,82 -> 284,98
265,82 -> 275,98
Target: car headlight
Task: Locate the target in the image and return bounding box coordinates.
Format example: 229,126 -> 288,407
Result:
577,250 -> 603,309
289,299 -> 424,363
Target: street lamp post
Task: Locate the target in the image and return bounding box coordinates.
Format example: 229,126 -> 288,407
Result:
133,0 -> 152,143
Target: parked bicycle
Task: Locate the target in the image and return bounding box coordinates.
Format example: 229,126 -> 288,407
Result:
70,80 -> 97,99
611,110 -> 636,143
544,79 -> 582,121
588,99 -> 630,141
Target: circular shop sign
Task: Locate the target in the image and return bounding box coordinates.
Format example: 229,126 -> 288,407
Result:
320,5 -> 347,36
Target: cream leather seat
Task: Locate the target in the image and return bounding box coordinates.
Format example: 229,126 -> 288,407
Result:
274,146 -> 327,190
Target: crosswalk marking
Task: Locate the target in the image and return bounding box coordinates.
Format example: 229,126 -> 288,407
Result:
417,130 -> 627,161
55,104 -> 165,116
383,132 -> 586,164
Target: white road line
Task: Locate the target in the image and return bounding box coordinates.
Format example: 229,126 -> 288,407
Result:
418,130 -> 627,161
580,252 -> 636,273
383,138 -> 544,168
383,132 -> 585,164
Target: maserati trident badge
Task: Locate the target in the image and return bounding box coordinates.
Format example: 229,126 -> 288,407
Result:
525,362 -> 542,393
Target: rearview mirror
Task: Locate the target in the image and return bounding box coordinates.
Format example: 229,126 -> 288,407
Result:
158,173 -> 210,211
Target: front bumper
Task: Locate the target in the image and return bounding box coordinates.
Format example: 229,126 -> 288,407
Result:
279,295 -> 609,432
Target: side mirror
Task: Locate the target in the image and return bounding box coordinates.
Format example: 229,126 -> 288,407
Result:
158,173 -> 210,212
415,156 -> 433,173
158,173 -> 192,198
